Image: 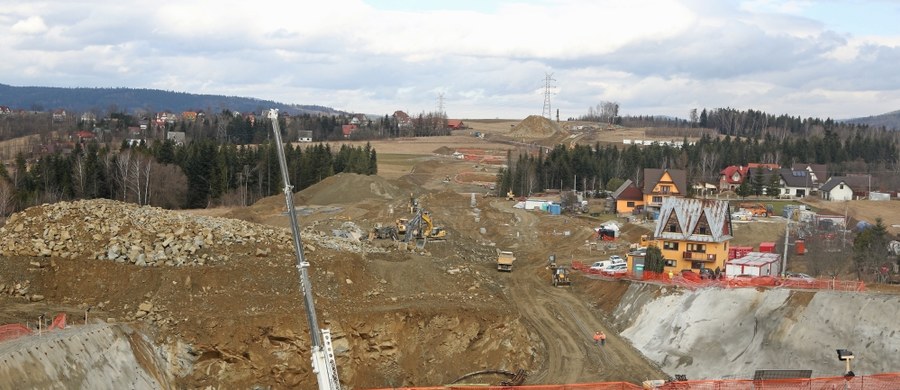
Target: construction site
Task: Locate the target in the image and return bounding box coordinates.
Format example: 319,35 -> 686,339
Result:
1,116 -> 899,389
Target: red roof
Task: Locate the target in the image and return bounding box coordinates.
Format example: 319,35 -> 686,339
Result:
447,119 -> 464,129
76,131 -> 94,138
342,124 -> 358,136
720,165 -> 747,184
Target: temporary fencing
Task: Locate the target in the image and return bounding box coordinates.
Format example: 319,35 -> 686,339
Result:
0,313 -> 68,343
364,373 -> 900,390
572,263 -> 866,292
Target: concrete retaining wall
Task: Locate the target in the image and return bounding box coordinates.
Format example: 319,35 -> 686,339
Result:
0,323 -> 171,389
614,283 -> 900,379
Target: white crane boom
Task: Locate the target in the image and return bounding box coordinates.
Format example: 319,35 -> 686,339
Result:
268,109 -> 341,390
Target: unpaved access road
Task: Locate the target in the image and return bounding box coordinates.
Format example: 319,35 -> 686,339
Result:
490,200 -> 668,384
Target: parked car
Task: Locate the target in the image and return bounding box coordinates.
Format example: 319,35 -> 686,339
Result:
602,263 -> 628,275
609,255 -> 623,262
786,272 -> 814,280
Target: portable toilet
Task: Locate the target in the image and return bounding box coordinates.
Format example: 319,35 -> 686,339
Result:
795,239 -> 806,255
759,242 -> 776,253
549,203 -> 561,215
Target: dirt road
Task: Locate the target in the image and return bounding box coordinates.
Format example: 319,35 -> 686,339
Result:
490,200 -> 668,384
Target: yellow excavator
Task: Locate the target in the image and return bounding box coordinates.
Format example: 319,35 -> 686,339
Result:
421,211 -> 447,240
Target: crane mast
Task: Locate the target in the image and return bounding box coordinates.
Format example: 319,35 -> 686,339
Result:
268,109 -> 341,390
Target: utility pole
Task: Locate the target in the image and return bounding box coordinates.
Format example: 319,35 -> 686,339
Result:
782,219 -> 790,277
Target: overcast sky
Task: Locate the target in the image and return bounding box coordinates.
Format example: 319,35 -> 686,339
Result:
2,0 -> 899,120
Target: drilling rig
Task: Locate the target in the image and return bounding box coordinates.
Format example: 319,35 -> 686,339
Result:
269,109 -> 341,390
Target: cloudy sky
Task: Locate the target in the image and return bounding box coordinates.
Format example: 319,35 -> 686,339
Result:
2,0 -> 899,120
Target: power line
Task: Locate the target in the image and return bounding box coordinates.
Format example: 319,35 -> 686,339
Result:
542,73 -> 556,119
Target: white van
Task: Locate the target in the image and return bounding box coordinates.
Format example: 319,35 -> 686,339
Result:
589,258 -> 626,271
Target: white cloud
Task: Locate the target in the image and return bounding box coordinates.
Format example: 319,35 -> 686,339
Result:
0,0 -> 899,119
11,15 -> 48,34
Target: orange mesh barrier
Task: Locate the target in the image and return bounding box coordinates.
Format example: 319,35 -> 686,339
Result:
48,313 -> 66,330
364,373 -> 900,390
0,312 -> 69,343
0,324 -> 32,342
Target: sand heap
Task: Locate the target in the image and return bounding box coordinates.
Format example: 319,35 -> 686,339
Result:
508,115 -> 562,138
298,173 -> 404,205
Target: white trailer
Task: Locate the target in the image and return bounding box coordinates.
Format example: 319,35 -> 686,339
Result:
725,252 -> 781,277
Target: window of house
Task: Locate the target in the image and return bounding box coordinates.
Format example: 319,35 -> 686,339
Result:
663,241 -> 679,250
698,226 -> 708,234
661,185 -> 670,194
687,243 -> 706,253
664,259 -> 676,267
652,196 -> 662,203
626,201 -> 635,207
839,184 -> 844,189
668,224 -> 677,232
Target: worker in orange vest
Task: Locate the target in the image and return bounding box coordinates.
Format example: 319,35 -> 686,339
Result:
592,331 -> 602,347
599,331 -> 607,346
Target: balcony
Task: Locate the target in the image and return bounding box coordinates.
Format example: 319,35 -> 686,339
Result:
683,251 -> 716,262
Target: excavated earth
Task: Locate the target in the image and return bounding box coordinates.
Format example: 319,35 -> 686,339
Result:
2,122 -> 899,389
0,166 -> 667,388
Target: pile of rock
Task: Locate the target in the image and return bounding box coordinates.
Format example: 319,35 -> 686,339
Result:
0,199 -> 390,267
0,199 -> 294,266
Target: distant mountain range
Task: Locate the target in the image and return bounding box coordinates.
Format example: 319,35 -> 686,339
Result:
843,110 -> 900,130
0,83 -> 345,116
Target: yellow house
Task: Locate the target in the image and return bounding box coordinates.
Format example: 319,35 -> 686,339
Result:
642,168 -> 687,210
652,197 -> 733,272
612,179 -> 644,214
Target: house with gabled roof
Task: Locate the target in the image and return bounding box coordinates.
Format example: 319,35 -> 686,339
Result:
642,168 -> 687,211
791,163 -> 828,187
393,110 -> 412,130
819,174 -> 871,201
652,197 -> 733,273
611,179 -> 644,214
447,119 -> 465,130
719,165 -> 749,192
778,168 -> 814,197
342,124 -> 358,138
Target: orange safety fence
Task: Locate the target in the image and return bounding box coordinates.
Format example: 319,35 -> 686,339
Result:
574,266 -> 866,292
364,373 -> 900,390
0,313 -> 67,343
0,324 -> 33,343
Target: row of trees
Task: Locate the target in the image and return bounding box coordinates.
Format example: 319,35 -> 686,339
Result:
495,130 -> 898,198
0,136 -> 377,214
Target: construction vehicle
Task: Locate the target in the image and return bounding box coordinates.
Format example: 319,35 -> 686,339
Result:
545,254 -> 571,286
420,211 -> 447,240
551,266 -> 571,287
497,250 -> 516,272
395,218 -> 409,236
268,110 -> 341,390
738,202 -> 770,217
368,224 -> 399,241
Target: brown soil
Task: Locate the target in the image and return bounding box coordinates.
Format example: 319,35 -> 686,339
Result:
2,134 -> 796,389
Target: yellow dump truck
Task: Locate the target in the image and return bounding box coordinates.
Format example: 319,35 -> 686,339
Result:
497,250 -> 516,272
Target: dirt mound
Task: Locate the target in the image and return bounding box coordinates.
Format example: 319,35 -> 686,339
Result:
432,146 -> 455,155
509,115 -> 562,138
298,173 -> 404,205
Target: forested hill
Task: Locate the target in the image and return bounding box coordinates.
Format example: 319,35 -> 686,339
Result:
0,84 -> 343,116
844,110 -> 900,131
